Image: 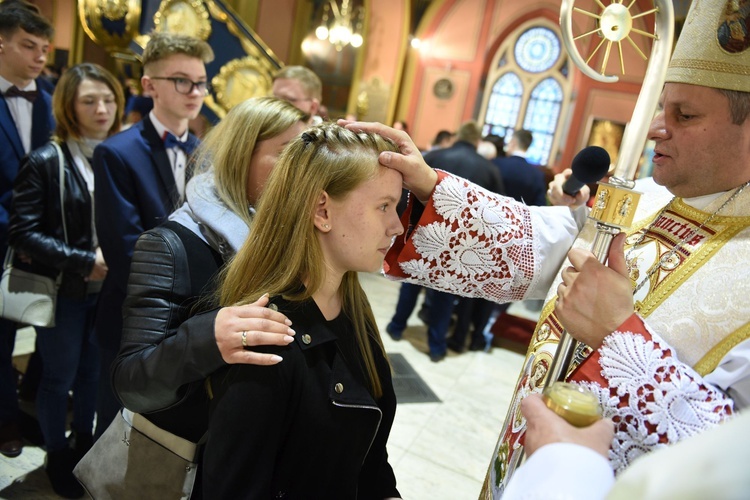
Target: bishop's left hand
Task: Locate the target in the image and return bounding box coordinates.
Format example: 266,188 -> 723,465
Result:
555,233 -> 634,349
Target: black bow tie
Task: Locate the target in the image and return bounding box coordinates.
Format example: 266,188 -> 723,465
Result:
163,132 -> 198,156
4,86 -> 38,103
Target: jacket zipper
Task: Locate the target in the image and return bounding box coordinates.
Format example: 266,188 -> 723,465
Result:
331,401 -> 382,464
331,401 -> 383,497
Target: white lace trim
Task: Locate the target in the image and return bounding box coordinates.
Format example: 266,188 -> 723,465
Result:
399,175 -> 535,302
578,330 -> 733,473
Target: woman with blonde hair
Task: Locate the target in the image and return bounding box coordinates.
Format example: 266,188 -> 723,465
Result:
111,97 -> 307,497
203,124 -> 404,498
9,62 -> 123,498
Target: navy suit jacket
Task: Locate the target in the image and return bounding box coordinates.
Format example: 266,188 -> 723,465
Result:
492,155 -> 548,206
0,84 -> 54,249
424,141 -> 505,195
93,117 -> 196,350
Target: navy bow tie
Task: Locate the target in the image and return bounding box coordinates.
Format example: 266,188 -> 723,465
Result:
163,132 -> 198,156
4,86 -> 38,103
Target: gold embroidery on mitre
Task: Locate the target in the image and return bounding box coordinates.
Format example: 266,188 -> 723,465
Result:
630,198 -> 750,317
694,320 -> 750,377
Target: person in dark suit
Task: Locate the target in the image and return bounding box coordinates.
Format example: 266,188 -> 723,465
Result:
415,121 -> 505,361
0,1 -> 54,459
92,32 -> 214,437
493,129 -> 547,207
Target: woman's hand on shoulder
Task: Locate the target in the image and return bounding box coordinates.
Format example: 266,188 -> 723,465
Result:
214,294 -> 296,365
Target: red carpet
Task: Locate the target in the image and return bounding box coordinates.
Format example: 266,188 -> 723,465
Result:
490,312 -> 536,348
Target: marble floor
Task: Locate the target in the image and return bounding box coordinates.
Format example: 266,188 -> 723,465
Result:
0,272 -> 532,499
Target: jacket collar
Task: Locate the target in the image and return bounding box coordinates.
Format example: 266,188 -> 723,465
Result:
269,294 -> 379,408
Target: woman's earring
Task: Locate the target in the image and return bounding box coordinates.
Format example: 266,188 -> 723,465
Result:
323,224 -> 330,229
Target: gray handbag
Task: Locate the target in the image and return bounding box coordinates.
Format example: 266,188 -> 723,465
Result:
73,409 -> 200,499
0,142 -> 68,328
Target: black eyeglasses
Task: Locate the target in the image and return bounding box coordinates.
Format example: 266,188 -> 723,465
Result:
150,76 -> 211,95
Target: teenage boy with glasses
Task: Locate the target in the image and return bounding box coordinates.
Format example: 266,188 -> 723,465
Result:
92,32 -> 213,437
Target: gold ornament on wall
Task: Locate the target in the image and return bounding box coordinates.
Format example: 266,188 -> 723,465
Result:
78,0 -> 142,51
153,0 -> 212,41
99,0 -> 129,21
211,56 -> 275,112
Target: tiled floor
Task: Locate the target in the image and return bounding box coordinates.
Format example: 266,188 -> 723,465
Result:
0,272 -> 531,499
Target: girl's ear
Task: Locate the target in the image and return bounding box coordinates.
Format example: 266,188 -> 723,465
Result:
313,191 -> 332,232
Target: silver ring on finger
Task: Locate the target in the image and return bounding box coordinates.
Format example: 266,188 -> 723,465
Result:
241,330 -> 248,348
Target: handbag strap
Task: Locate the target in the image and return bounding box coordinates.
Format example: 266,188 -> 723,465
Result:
3,247 -> 14,269
51,141 -> 69,244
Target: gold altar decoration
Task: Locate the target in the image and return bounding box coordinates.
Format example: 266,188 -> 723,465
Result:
211,56 -> 275,116
78,0 -> 142,51
153,0 -> 212,41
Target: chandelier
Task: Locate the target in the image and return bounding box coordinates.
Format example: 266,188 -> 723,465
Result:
315,0 -> 364,50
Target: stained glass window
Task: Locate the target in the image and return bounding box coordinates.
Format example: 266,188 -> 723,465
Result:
515,27 -> 560,73
523,78 -> 563,165
482,23 -> 567,166
483,72 -> 522,141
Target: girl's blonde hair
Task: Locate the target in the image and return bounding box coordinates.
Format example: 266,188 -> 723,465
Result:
219,123 -> 400,398
192,97 -> 307,227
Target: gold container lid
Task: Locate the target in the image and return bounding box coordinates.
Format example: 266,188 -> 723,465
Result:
542,382 -> 602,428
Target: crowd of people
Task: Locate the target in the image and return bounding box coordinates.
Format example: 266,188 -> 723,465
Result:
1,0 -> 749,498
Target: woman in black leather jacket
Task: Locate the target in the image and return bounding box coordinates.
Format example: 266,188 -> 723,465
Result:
111,98 -> 307,448
8,63 -> 122,498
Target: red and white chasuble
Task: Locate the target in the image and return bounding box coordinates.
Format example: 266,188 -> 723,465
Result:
384,173 -> 750,499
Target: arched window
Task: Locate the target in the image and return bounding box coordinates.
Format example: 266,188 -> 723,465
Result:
523,77 -> 563,164
481,22 -> 570,166
485,73 -> 522,142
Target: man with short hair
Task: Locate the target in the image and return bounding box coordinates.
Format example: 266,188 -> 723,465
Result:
349,0 -> 750,494
93,31 -> 214,436
429,130 -> 455,151
0,0 -> 54,459
272,65 -> 321,122
493,129 -> 547,206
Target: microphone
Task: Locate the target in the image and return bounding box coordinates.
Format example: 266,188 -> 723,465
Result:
562,146 -> 611,196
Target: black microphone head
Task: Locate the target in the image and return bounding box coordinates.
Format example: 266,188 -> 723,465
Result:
570,146 -> 611,183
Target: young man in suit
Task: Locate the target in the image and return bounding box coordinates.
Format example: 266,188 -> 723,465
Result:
92,32 -> 214,437
0,1 -> 54,458
492,129 -> 547,207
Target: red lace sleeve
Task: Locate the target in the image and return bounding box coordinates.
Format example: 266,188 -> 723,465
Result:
570,313 -> 734,473
383,171 -> 537,303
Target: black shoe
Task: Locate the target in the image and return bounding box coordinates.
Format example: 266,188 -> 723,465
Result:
469,339 -> 489,352
0,421 -> 23,458
429,352 -> 446,363
68,430 -> 93,462
385,323 -> 402,341
45,448 -> 85,498
446,339 -> 465,353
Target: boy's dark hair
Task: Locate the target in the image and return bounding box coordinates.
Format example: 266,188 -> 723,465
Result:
433,130 -> 454,146
0,1 -> 54,40
513,129 -> 534,151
